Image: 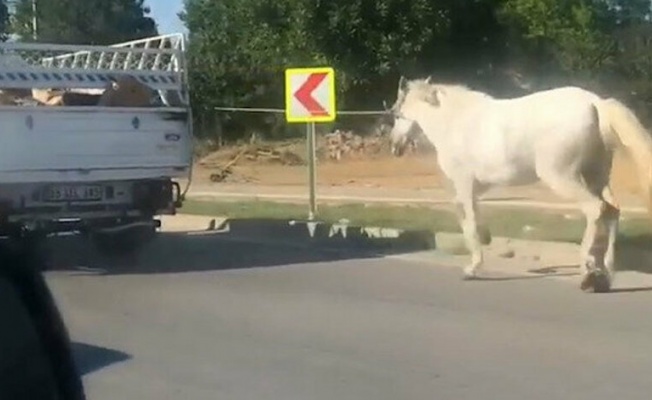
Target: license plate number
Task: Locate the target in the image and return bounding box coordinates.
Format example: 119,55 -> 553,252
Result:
43,185 -> 103,202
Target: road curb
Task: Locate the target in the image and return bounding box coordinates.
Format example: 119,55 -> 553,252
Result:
186,191 -> 648,214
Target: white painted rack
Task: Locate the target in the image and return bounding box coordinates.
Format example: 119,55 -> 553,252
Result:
0,34 -> 189,105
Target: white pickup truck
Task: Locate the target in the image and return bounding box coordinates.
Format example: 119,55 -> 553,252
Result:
0,34 -> 193,256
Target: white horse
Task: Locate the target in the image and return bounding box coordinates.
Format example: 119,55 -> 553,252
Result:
387,76 -> 652,293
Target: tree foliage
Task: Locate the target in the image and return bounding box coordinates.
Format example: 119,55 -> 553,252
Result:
180,0 -> 324,139
11,0 -> 158,44
499,0 -> 612,73
181,0 -> 319,109
308,0 -> 447,84
0,1 -> 9,42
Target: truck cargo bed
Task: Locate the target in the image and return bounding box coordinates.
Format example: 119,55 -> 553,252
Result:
0,106 -> 191,183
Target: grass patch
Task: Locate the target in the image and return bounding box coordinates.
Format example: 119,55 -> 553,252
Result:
181,199 -> 652,249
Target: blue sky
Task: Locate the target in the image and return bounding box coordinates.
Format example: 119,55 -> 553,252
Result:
148,0 -> 186,34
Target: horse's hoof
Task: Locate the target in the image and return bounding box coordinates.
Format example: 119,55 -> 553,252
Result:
580,272 -> 611,293
463,269 -> 479,281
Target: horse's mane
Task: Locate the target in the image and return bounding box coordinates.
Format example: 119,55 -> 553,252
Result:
407,79 -> 494,107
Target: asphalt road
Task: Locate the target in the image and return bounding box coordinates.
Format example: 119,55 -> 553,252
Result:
43,230 -> 652,400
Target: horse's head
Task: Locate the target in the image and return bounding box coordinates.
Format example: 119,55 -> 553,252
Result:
384,76 -> 443,157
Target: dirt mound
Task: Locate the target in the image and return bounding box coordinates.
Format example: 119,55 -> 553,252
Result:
197,140 -> 306,182
196,130 -> 416,183
199,141 -> 305,167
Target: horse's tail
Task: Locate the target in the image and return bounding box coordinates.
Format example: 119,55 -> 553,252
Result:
595,98 -> 652,216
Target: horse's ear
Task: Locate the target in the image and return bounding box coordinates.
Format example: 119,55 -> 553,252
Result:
425,76 -> 432,84
425,87 -> 440,106
399,76 -> 407,91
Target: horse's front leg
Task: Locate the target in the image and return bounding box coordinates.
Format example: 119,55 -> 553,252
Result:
453,180 -> 485,279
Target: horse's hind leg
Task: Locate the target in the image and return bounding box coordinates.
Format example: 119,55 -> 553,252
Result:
539,172 -> 612,292
601,185 -> 620,280
578,200 -> 613,292
580,149 -> 620,288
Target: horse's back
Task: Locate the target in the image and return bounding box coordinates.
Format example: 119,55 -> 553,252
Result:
519,86 -> 599,100
495,86 -> 600,137
464,86 -> 603,185
503,87 -> 606,173
500,86 -> 599,115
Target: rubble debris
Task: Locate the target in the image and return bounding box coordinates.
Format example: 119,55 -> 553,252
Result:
322,129 -> 389,161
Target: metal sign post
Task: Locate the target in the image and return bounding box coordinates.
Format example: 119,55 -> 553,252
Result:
306,121 -> 317,219
284,67 -> 336,221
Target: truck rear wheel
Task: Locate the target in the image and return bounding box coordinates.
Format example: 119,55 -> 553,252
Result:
90,220 -> 157,258
1,228 -> 52,271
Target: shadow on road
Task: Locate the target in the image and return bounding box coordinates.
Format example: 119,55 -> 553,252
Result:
470,272 -> 579,282
40,216 -> 652,293
615,234 -> 652,275
45,218 -> 437,276
528,261 -> 652,294
72,342 -> 131,376
609,286 -> 652,293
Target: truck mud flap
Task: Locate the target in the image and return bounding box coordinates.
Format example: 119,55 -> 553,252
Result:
172,181 -> 183,208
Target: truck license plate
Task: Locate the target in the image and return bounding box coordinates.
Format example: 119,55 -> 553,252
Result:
43,185 -> 103,202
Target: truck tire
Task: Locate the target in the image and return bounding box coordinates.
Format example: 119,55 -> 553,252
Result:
3,229 -> 52,271
90,221 -> 157,258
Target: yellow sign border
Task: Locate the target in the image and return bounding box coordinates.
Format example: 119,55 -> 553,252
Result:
285,67 -> 336,123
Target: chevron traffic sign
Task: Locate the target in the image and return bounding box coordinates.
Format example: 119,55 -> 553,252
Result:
285,67 -> 336,123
